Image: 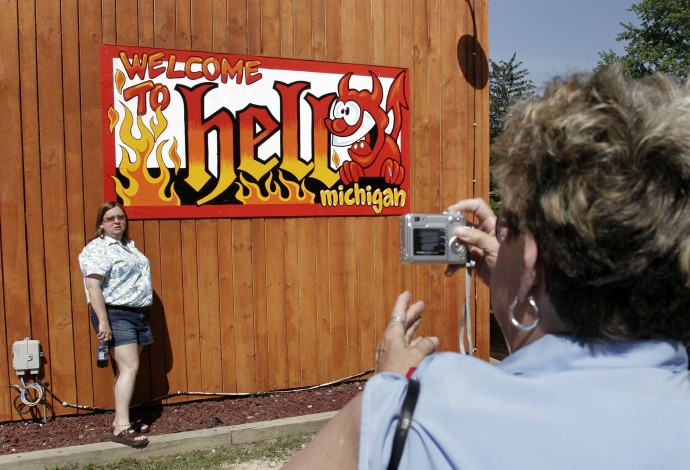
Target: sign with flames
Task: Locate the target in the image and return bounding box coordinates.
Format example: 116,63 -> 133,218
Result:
100,45 -> 410,219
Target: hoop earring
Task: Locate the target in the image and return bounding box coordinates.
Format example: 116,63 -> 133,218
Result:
509,296 -> 540,331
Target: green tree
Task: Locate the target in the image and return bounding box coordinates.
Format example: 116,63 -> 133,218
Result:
489,54 -> 535,211
597,0 -> 690,80
489,53 -> 536,144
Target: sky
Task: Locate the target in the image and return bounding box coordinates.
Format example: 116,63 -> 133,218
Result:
488,0 -> 640,87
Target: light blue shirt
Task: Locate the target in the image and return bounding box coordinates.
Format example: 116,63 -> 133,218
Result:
359,334 -> 690,469
78,235 -> 152,307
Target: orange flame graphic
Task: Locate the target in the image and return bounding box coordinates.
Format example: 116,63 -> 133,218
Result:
110,104 -> 181,206
235,170 -> 315,205
115,70 -> 125,94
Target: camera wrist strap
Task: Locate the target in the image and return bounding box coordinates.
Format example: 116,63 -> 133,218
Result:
459,261 -> 475,355
387,377 -> 420,470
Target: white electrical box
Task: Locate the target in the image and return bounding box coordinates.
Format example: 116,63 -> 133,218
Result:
12,338 -> 42,375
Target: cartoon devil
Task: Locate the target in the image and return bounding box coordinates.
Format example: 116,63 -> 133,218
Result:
325,70 -> 408,185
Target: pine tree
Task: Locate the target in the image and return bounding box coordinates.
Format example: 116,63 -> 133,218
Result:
489,53 -> 536,144
489,54 -> 535,211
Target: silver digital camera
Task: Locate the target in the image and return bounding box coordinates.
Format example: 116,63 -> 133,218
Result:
399,212 -> 468,264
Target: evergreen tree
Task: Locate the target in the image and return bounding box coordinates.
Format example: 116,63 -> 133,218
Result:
597,0 -> 690,80
489,53 -> 536,144
489,54 -> 535,211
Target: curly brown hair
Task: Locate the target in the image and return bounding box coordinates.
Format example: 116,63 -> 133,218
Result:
493,64 -> 690,345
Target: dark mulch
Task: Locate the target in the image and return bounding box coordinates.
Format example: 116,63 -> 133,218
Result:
0,381 -> 364,455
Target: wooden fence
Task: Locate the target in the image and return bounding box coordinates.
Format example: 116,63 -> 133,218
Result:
0,0 -> 489,422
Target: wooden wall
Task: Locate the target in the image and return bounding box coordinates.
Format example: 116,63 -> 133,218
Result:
0,0 -> 489,422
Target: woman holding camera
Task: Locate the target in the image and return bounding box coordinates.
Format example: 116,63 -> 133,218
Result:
283,65 -> 690,468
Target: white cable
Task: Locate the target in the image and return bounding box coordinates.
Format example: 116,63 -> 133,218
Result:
460,261 -> 476,355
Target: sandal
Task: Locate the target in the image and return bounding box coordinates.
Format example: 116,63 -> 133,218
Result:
110,427 -> 149,447
132,420 -> 150,433
110,421 -> 150,434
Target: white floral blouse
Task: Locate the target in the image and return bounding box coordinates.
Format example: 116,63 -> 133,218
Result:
78,235 -> 152,307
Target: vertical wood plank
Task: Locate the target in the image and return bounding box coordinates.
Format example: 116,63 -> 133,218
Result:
196,219 -> 223,392
152,0 -> 186,402
315,217 -> 332,382
437,0 -> 461,352
311,0 -> 332,384
139,0 -> 155,45
473,0 -> 491,360
383,0 -> 404,320
212,0 -> 228,51
80,0 -> 105,226
127,221 -> 149,406
261,0 -> 288,390
344,218 -> 360,375
191,0 -> 213,50
61,0 -> 91,412
285,219 -> 302,387
228,0 -> 248,54
281,2 -> 301,389
115,0 -> 138,44
0,0 -> 26,421
181,220 -> 202,389
244,3 -> 266,392
297,218 -> 319,385
328,218 -> 348,379
357,217 -> 377,369
250,218 -> 269,390
87,0 -> 116,411
36,0 -> 78,416
218,219 -> 238,392
265,219 -> 289,389
410,0 -> 432,338
323,0 -> 343,382
142,222 -> 167,399
159,220 -> 188,402
17,0 -> 54,418
325,0 -> 343,62
370,0 -> 388,347
176,0 -> 192,50
341,0 -> 359,377
356,0 -> 378,372
427,0 -> 444,343
294,0 -> 319,387
233,220 -> 256,392
190,0 -> 223,394
400,0 -> 415,297
154,0 -> 176,48
0,235 -> 8,420
133,0 -> 157,406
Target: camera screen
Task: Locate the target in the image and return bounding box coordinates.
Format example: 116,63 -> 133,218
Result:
413,228 -> 446,256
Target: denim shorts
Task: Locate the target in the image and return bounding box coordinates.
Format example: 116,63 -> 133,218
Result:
90,306 -> 154,347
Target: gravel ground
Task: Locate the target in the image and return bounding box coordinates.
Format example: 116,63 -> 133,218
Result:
0,381 -> 363,455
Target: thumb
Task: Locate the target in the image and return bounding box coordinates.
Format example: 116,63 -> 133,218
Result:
454,226 -> 495,250
410,336 -> 439,356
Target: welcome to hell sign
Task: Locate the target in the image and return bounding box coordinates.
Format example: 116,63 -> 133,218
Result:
100,45 -> 410,219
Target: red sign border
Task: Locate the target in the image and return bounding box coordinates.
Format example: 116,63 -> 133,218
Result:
100,44 -> 411,219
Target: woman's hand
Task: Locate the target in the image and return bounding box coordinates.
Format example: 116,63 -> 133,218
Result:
375,292 -> 439,376
444,198 -> 500,287
85,275 -> 113,343
97,322 -> 112,343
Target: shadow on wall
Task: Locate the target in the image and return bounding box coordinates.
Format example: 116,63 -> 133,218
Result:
457,34 -> 489,90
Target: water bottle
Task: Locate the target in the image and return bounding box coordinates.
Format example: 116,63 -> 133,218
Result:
97,341 -> 109,368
